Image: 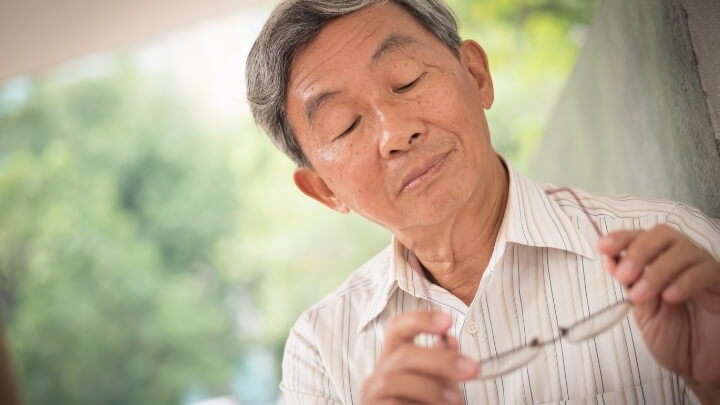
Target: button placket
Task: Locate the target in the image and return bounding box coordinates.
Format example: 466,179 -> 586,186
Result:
466,320 -> 478,335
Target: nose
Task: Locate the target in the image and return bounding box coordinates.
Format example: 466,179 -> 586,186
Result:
375,99 -> 425,159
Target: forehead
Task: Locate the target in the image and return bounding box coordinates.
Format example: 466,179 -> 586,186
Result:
288,3 -> 436,95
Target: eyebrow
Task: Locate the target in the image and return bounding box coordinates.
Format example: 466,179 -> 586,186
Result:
371,34 -> 419,64
304,34 -> 420,127
305,90 -> 341,128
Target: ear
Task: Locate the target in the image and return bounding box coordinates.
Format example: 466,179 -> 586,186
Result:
293,166 -> 350,213
459,40 -> 494,109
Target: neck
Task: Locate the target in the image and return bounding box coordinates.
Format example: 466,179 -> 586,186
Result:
397,155 -> 509,306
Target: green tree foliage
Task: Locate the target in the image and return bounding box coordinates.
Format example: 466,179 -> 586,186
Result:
448,0 -> 601,169
0,1 -> 602,402
0,69 -> 239,404
0,63 -> 391,404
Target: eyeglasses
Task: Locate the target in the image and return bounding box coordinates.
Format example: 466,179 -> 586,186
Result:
410,187 -> 631,380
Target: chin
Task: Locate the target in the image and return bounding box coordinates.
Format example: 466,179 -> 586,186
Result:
415,186 -> 470,225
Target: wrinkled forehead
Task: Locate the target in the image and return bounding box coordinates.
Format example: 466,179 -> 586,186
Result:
290,3 -> 423,76
287,3 -> 435,104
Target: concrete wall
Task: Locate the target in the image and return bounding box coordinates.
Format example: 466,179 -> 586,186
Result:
530,0 -> 720,217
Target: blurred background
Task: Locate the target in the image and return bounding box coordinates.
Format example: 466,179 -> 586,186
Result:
0,0 -> 600,403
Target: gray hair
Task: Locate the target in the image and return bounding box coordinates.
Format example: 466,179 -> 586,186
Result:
246,0 -> 461,167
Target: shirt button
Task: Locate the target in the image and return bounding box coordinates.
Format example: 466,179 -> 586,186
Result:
466,321 -> 478,335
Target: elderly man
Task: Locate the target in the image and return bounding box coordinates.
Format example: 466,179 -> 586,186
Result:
246,0 -> 720,403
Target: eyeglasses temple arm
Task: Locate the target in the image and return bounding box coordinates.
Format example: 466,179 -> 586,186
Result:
545,187 -> 622,265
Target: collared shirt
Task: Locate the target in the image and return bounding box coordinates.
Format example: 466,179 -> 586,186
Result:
280,163 -> 720,404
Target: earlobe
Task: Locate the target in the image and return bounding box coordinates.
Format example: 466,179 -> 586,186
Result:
293,167 -> 350,213
459,40 -> 494,109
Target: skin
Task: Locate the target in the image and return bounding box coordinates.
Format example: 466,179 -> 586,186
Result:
283,3 -> 720,404
598,227 -> 720,404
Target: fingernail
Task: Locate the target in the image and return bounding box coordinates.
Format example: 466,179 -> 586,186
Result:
456,356 -> 475,374
433,313 -> 451,327
616,260 -> 635,281
629,279 -> 649,301
663,284 -> 682,302
598,236 -> 611,246
443,388 -> 462,403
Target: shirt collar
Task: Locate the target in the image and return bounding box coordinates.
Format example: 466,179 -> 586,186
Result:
499,158 -> 596,261
354,238 -> 407,333
356,158 -> 596,332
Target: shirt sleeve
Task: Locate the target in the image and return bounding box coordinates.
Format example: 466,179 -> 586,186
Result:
280,311 -> 343,405
665,203 -> 720,261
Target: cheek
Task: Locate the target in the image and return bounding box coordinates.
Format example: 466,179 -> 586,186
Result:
320,144 -> 381,198
420,77 -> 470,128
346,157 -> 378,196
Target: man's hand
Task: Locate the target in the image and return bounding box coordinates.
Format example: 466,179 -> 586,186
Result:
361,311 -> 478,405
598,224 -> 720,403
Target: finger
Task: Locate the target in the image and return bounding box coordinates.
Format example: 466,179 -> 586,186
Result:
382,344 -> 478,381
605,254 -> 622,276
662,261 -> 720,303
629,243 -> 704,303
366,371 -> 463,405
384,311 -> 452,353
612,226 -> 678,286
372,400 -> 421,405
597,230 -> 642,258
434,334 -> 459,350
599,231 -> 641,276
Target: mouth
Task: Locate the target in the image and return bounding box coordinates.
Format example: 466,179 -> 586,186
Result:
400,151 -> 451,193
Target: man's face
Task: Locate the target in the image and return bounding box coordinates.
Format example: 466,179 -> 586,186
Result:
286,3 -> 496,233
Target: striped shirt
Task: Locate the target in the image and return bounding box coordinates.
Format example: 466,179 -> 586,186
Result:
280,162 -> 720,404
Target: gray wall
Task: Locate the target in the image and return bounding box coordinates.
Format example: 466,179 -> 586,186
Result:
530,0 -> 720,217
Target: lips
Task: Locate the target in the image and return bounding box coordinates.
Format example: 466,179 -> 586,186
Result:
400,151 -> 450,193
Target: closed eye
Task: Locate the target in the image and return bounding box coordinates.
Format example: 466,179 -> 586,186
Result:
338,117 -> 361,138
396,73 -> 425,93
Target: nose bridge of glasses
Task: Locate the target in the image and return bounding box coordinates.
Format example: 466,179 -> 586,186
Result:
476,300 -> 632,380
476,341 -> 544,380
475,336 -> 558,379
